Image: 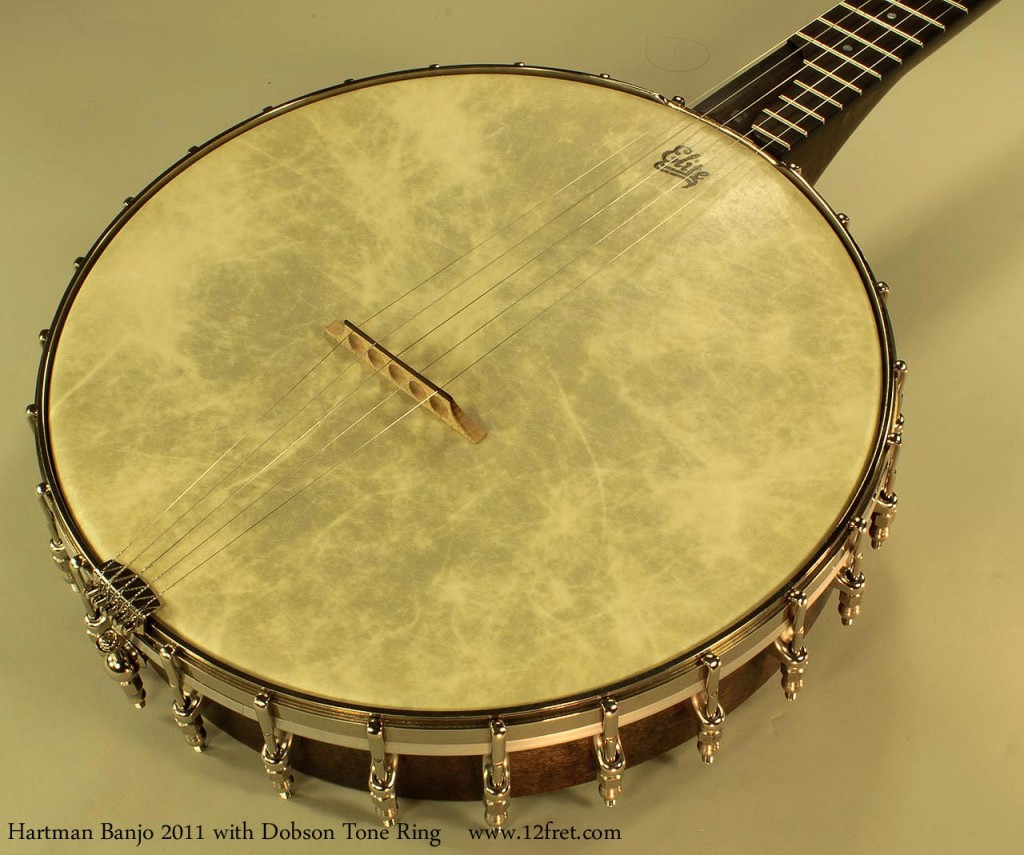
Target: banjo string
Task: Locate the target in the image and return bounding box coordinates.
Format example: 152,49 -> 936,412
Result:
146,130 -> 745,585
144,7 -> 945,582
140,120 -> 724,573
129,3 -> 924,565
116,339 -> 350,563
694,4 -> 950,137
148,125 -> 742,581
124,120 -> 682,567
155,140 -> 758,591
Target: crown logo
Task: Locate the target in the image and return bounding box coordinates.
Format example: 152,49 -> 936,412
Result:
654,145 -> 709,187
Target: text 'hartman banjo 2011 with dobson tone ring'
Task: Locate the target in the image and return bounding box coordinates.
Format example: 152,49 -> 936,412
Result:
27,0 -> 991,829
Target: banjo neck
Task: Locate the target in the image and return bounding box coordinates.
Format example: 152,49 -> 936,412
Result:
695,0 -> 998,183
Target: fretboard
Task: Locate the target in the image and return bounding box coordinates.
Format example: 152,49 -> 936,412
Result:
695,0 -> 991,174
751,0 -> 977,154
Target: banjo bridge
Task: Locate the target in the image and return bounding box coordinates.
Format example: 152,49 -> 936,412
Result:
326,320 -> 487,444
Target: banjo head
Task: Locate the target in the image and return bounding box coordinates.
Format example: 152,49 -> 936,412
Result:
35,66 -> 893,797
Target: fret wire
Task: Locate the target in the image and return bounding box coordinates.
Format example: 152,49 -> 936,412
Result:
706,0 -> 967,159
803,59 -> 864,94
816,17 -> 903,61
750,125 -> 792,151
837,2 -> 924,45
938,0 -> 968,12
885,0 -> 946,28
800,33 -> 883,78
763,109 -> 811,136
794,79 -> 845,109
780,94 -> 825,123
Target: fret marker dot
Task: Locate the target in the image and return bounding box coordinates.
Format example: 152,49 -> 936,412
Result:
842,43 -> 854,52
886,12 -> 897,20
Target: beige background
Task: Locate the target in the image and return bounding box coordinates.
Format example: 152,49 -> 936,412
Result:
2,1 -> 1021,852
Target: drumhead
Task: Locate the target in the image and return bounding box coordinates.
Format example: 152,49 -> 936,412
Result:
42,68 -> 884,712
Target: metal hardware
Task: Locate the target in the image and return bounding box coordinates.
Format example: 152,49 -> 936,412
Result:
88,561 -> 161,634
876,280 -> 890,301
38,328 -> 50,348
773,590 -> 809,700
837,2 -> 923,45
765,110 -> 808,136
69,555 -> 105,634
600,73 -> 611,79
367,716 -> 399,827
755,126 -> 791,151
781,94 -> 825,123
123,196 -> 134,207
837,212 -> 850,227
833,517 -> 868,625
33,482 -> 72,584
254,692 -> 294,799
888,0 -> 945,29
817,18 -> 902,62
795,79 -> 843,109
871,359 -> 906,547
159,646 -> 207,752
800,34 -> 882,78
482,719 -> 510,827
692,653 -> 724,764
96,630 -> 146,708
187,145 -> 199,154
892,360 -> 908,425
789,162 -> 803,174
514,61 -> 526,67
803,59 -> 863,94
870,483 -> 899,548
25,403 -> 38,428
593,697 -> 625,806
671,95 -> 685,107
871,432 -> 902,548
73,256 -> 85,269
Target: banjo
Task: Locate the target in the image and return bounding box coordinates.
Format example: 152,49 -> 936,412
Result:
27,0 -> 985,828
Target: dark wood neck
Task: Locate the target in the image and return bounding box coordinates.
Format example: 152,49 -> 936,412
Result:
694,0 -> 997,183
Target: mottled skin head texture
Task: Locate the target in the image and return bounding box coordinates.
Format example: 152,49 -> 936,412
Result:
48,72 -> 882,710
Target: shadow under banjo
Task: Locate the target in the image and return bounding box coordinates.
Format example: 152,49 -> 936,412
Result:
27,0 -> 987,829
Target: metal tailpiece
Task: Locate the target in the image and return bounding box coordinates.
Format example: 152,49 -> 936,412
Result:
254,692 -> 295,799
367,716 -> 399,827
593,697 -> 625,806
692,653 -> 724,765
159,646 -> 207,752
773,591 -> 809,700
88,561 -> 161,634
482,719 -> 511,828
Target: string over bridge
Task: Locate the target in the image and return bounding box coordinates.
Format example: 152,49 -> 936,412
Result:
325,320 -> 487,444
